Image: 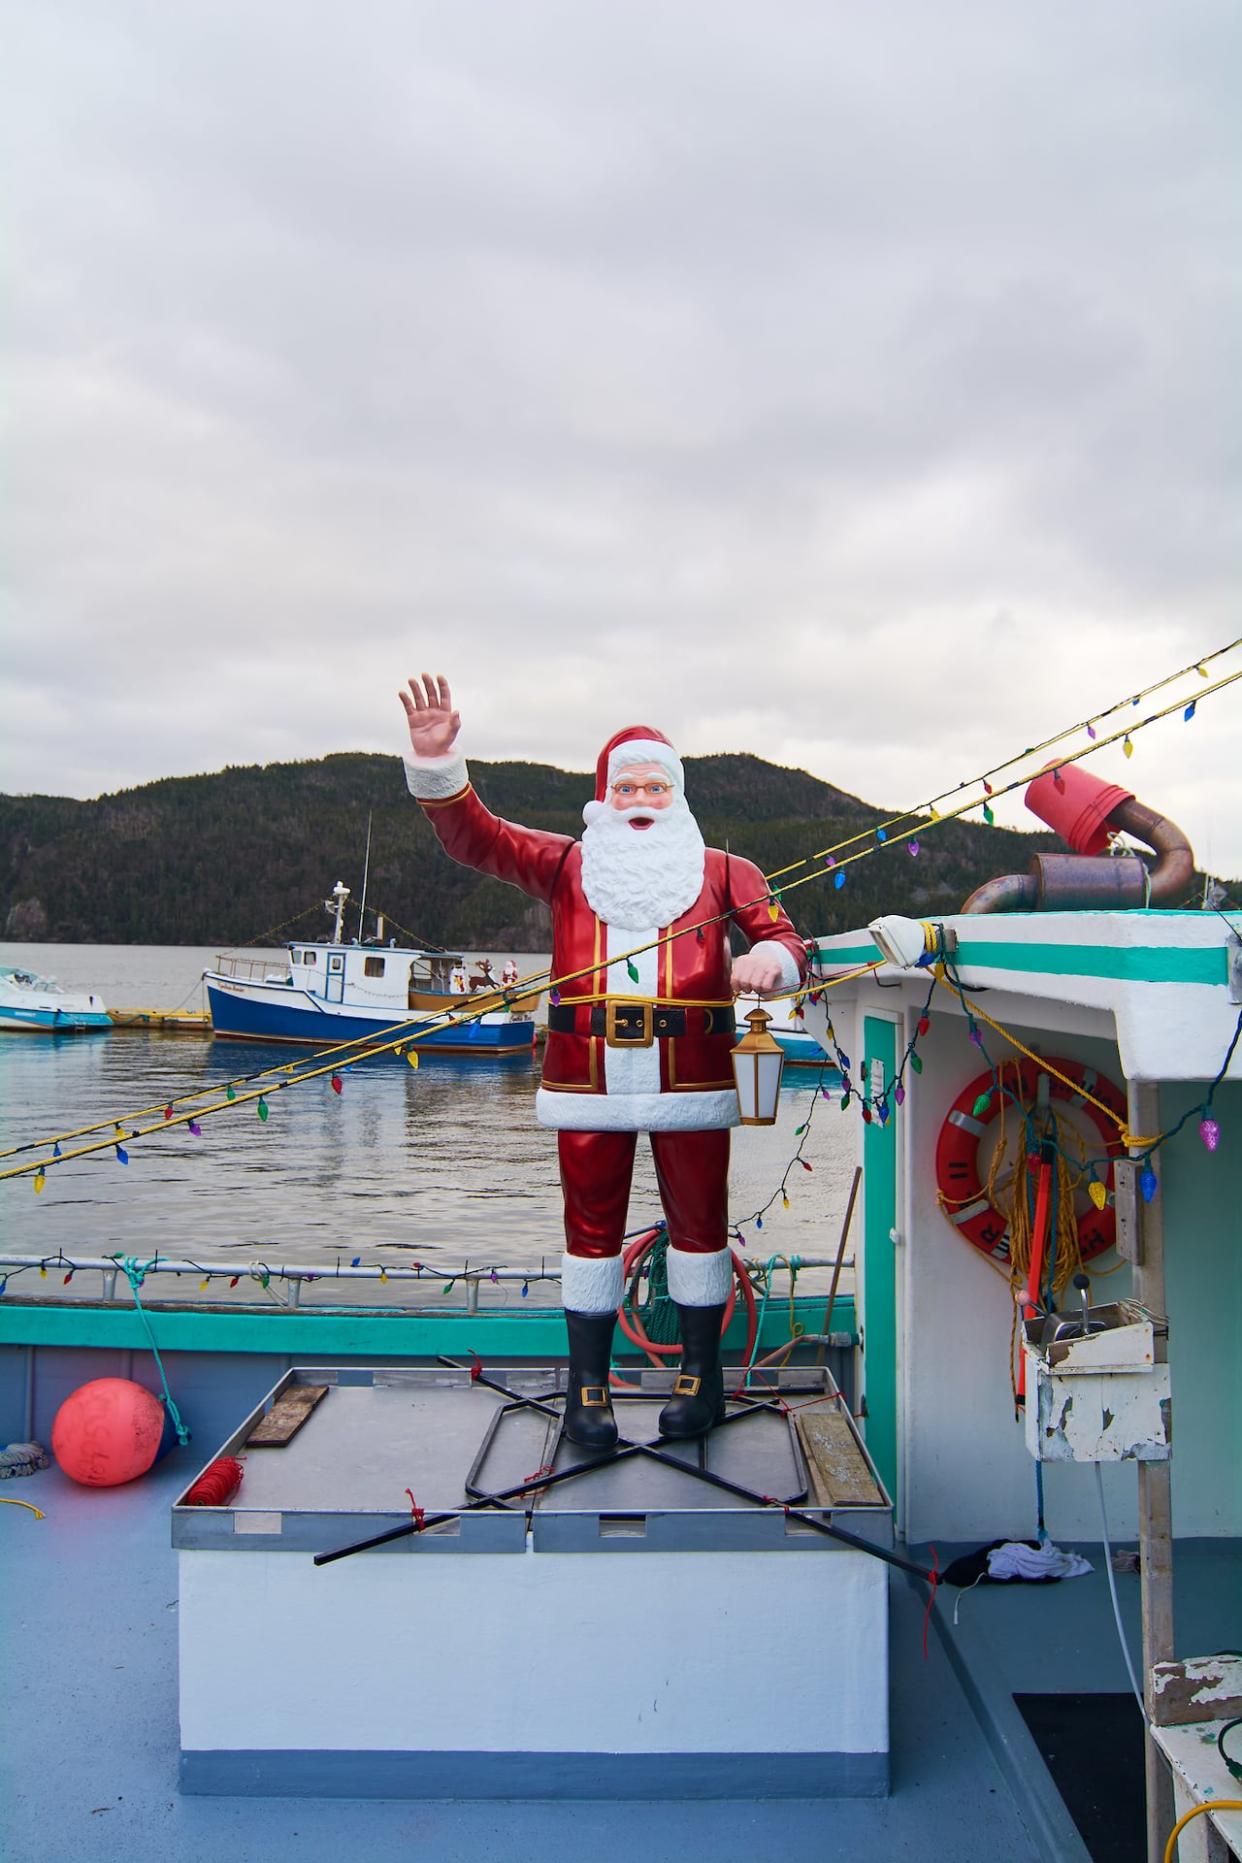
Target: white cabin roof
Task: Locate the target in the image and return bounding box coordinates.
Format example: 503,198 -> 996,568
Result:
808,908 -> 1242,1084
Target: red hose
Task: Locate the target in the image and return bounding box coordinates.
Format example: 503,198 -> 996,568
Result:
615,1228 -> 758,1365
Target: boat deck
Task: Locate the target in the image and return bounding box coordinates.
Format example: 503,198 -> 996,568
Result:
4,1455 -> 1236,1862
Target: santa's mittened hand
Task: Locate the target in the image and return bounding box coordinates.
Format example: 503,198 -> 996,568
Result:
730,953 -> 785,996
399,673 -> 462,759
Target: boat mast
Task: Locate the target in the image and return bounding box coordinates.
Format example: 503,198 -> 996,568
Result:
326,881 -> 350,943
358,811 -> 373,940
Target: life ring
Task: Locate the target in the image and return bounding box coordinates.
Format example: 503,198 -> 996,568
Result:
934,1057 -> 1127,1265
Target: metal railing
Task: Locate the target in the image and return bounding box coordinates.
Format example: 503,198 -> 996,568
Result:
209,954 -> 291,983
0,1250 -> 853,1313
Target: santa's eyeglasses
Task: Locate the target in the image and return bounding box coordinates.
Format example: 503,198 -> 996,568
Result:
611,781 -> 672,799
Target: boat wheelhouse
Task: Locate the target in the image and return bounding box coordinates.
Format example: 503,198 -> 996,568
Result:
203,883 -> 537,1055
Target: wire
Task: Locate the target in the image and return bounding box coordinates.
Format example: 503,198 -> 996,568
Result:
5,639 -> 1239,1178
1163,1801 -> 1242,1863
765,636 -> 1242,884
1094,1462 -> 1147,1721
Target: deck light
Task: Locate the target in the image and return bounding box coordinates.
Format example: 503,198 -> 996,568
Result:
731,1004 -> 786,1126
868,915 -> 947,970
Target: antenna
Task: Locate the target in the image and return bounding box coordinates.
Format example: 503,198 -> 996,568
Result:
358,810 -> 373,940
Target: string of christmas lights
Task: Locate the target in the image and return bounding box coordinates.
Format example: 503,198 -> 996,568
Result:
4,642 -> 1238,1185
764,635 -> 1240,885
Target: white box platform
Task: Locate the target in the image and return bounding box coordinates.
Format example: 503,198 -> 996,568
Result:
175,1365 -> 893,1798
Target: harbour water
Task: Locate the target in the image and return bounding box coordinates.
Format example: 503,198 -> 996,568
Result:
0,943 -> 857,1302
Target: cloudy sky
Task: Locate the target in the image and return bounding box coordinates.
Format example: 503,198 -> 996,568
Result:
6,1 -> 1241,871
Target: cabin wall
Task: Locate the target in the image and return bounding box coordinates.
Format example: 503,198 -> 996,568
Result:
888,994 -> 1241,1546
1157,1079 -> 1242,1537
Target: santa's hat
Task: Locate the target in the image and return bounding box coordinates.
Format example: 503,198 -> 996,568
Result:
593,726 -> 685,802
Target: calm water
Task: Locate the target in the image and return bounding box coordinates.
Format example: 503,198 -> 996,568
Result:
0,943 -> 856,1301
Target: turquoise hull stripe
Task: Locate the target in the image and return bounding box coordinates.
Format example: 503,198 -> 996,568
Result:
952,940 -> 1227,984
811,937 -> 1227,986
0,1297 -> 855,1356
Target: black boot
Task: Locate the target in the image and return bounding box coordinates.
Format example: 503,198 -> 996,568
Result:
658,1303 -> 727,1439
562,1310 -> 619,1451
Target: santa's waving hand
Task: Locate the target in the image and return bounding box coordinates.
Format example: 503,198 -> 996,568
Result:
399,673 -> 462,760
399,672 -> 808,1454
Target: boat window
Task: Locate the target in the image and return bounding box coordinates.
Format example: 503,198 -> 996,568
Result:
364,957 -> 385,978
329,955 -> 344,972
298,950 -> 317,967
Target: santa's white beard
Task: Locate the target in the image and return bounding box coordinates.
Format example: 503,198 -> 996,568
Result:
579,796 -> 706,931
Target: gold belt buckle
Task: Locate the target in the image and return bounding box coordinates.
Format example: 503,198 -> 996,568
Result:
605,1000 -> 653,1047
672,1373 -> 701,1397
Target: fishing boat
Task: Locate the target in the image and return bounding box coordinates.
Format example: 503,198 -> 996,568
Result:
0,964 -> 110,1033
2,771 -> 1239,1862
203,882 -> 537,1055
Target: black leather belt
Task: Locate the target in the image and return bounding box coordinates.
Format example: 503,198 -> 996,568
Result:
547,1001 -> 735,1047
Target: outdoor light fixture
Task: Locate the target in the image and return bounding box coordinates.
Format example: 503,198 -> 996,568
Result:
731,1004 -> 786,1125
867,915 -> 955,970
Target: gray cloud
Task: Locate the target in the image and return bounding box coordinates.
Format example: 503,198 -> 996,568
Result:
4,0 -> 1240,867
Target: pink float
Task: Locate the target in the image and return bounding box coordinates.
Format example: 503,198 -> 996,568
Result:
51,1377 -> 166,1487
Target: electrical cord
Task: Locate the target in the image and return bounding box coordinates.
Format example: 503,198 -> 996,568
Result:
1094,1461 -> 1147,1720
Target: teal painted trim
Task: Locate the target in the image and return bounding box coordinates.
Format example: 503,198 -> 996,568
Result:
0,1298 -> 856,1357
810,943 -> 878,967
810,934 -> 1227,986
862,1017 -> 899,1508
954,941 -> 1227,985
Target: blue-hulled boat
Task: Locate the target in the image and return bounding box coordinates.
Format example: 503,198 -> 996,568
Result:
0,965 -> 111,1033
203,883 -> 537,1055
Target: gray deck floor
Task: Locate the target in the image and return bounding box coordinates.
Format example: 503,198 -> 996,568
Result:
2,1458 -> 1053,1863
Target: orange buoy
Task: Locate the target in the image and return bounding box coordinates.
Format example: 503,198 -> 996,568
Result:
51,1377 -> 166,1487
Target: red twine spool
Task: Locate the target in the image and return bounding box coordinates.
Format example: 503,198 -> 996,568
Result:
183,1457 -> 245,1507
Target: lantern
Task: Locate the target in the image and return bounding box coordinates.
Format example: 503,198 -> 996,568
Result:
731,1004 -> 785,1126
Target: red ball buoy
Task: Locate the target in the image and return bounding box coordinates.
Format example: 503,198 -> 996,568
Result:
51,1377 -> 166,1487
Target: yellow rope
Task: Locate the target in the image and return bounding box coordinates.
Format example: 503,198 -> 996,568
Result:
0,1497 -> 45,1518
765,636 -> 1241,883
777,661 -> 1242,902
7,641 -> 1236,1173
933,970 -> 1161,1148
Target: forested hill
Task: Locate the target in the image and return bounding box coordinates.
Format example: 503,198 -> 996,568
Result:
3,749 -> 1079,948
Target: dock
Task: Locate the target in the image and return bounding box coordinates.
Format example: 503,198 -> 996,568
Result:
108,1008 -> 212,1034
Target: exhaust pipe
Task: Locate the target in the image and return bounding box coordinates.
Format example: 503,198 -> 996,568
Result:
960,767 -> 1194,914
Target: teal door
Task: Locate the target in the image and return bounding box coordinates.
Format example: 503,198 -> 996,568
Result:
862,1014 -> 899,1507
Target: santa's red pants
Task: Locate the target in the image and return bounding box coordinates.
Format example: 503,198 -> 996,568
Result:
558,1128 -> 730,1258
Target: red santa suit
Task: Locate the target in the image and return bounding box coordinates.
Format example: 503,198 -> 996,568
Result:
405,726 -> 807,1317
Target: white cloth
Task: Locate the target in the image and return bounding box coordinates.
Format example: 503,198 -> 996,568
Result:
986,1541 -> 1094,1581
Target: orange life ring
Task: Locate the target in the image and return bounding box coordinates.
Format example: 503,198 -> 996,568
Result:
934,1056 -> 1127,1265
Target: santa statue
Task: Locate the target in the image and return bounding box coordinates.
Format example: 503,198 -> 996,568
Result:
400,674 -> 808,1449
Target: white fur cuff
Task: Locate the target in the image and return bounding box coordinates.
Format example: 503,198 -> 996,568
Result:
404,752 -> 469,801
536,1087 -> 739,1132
748,940 -> 803,991
666,1245 -> 733,1307
560,1251 -> 624,1315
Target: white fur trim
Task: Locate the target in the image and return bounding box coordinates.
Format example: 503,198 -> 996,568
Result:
666,1245 -> 733,1307
746,939 -> 802,992
536,1087 -> 739,1131
560,1251 -> 624,1315
404,752 -> 469,801
607,739 -> 684,794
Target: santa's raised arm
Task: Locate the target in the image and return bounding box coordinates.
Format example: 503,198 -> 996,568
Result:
399,671 -> 808,1450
